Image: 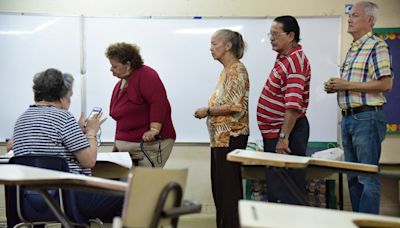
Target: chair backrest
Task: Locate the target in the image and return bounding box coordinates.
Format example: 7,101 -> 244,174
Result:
121,167 -> 188,227
7,155 -> 70,226
9,155 -> 70,172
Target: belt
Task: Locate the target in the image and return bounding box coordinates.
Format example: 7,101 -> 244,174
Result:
341,105 -> 383,117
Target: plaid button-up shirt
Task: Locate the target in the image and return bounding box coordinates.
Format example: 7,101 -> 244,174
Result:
338,32 -> 392,110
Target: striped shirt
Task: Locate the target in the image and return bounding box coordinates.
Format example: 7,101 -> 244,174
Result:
13,105 -> 91,175
207,61 -> 250,147
257,45 -> 311,139
338,32 -> 392,109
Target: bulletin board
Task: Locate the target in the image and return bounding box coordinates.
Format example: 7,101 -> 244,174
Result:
373,28 -> 400,135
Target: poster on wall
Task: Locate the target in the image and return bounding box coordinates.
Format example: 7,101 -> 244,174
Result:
373,28 -> 400,135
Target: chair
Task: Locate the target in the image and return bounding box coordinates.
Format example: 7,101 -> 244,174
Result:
5,155 -> 103,228
112,167 -> 202,228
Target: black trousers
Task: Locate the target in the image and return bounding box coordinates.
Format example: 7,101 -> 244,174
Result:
211,135 -> 248,228
263,116 -> 309,205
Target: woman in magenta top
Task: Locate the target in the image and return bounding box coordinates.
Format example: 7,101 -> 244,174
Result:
106,42 -> 176,167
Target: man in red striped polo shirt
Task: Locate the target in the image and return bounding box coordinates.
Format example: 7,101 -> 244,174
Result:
257,15 -> 311,205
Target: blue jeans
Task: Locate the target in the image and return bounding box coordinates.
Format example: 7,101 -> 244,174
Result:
341,110 -> 386,214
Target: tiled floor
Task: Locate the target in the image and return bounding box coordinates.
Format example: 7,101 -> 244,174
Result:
0,218 -> 216,228
0,216 -> 216,228
179,215 -> 216,228
0,215 -> 216,228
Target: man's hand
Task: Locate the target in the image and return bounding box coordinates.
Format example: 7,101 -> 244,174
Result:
276,138 -> 291,154
325,77 -> 350,91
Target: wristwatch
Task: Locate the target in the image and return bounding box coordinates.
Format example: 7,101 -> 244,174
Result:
279,132 -> 289,139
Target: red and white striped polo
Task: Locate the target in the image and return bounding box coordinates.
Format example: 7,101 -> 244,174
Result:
257,45 -> 311,139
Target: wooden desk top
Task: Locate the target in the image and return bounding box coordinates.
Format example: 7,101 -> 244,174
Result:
94,152 -> 131,179
228,149 -> 309,168
239,200 -> 400,228
97,152 -> 132,168
228,149 -> 378,173
0,164 -> 127,193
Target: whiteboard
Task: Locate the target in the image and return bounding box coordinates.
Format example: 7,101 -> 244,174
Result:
0,14 -> 340,143
0,14 -> 82,141
85,17 -> 340,143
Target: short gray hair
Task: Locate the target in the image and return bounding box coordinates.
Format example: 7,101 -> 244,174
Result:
357,1 -> 379,26
63,73 -> 74,91
33,68 -> 73,102
215,29 -> 246,59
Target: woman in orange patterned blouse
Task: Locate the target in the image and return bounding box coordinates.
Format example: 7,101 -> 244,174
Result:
194,29 -> 249,228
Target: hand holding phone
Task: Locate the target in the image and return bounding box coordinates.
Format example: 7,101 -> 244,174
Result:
86,107 -> 105,139
88,107 -> 102,120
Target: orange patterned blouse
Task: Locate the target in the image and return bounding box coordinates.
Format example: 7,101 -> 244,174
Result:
207,61 -> 250,148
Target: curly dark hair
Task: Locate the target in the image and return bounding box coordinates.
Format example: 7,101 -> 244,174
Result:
105,42 -> 144,69
32,68 -> 70,102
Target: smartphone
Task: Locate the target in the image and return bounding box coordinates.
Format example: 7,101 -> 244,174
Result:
88,107 -> 102,119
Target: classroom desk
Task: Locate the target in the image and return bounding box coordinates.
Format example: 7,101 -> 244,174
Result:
0,152 -> 133,179
227,149 -> 379,207
0,154 -> 11,164
93,152 -> 132,179
239,200 -> 400,228
228,149 -> 378,172
0,164 -> 127,228
92,161 -> 131,179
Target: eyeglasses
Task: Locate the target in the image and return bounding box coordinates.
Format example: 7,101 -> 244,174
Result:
267,32 -> 287,39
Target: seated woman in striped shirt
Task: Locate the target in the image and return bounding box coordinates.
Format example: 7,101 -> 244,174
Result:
11,68 -> 123,223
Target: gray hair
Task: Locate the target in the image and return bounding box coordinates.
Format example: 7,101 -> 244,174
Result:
215,29 -> 246,59
63,73 -> 74,91
33,68 -> 73,102
357,1 -> 379,26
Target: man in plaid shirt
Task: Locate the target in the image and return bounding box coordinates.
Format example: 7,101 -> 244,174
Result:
325,1 -> 393,214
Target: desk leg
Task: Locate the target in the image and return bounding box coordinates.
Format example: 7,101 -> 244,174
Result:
339,173 -> 343,210
37,189 -> 73,228
273,168 -> 308,206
